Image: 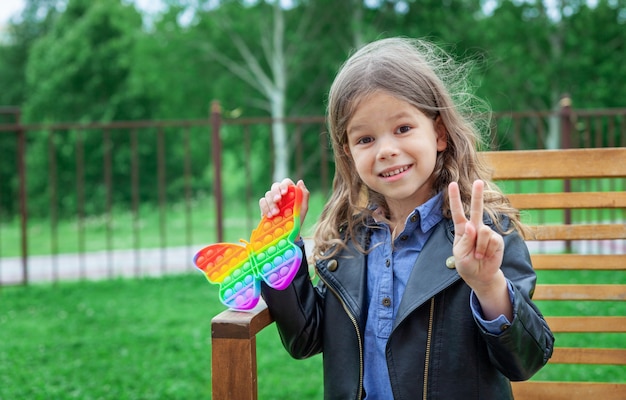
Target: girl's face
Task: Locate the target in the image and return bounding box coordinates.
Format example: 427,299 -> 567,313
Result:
344,91 -> 447,217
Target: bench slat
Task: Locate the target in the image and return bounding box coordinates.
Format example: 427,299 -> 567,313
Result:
512,381 -> 626,400
531,254 -> 626,270
533,284 -> 626,300
508,192 -> 626,209
548,347 -> 626,365
482,148 -> 626,179
528,223 -> 626,241
545,316 -> 626,333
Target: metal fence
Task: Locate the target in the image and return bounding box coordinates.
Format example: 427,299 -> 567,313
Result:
0,98 -> 624,285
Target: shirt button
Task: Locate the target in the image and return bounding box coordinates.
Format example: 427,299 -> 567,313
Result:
382,297 -> 392,307
500,323 -> 511,331
400,235 -> 408,241
410,215 -> 418,223
327,259 -> 338,272
385,259 -> 390,267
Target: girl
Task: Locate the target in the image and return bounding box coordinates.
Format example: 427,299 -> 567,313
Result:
259,37 -> 554,400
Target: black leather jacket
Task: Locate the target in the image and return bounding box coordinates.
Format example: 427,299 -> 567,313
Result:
262,216 -> 554,399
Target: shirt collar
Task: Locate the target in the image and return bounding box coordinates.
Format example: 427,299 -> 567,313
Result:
413,191 -> 444,233
369,191 -> 444,233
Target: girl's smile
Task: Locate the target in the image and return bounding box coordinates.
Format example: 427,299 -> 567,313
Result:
379,164 -> 412,179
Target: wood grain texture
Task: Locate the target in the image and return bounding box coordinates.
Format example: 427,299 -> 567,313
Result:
481,148 -> 626,180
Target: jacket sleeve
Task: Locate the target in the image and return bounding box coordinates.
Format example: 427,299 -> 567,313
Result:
475,227 -> 555,381
260,243 -> 325,359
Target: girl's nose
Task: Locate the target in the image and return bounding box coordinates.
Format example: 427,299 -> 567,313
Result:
377,135 -> 399,159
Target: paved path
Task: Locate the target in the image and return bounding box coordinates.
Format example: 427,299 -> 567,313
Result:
0,246 -> 200,284
0,240 -> 622,285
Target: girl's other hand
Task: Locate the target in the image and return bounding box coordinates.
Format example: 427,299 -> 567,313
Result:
259,178 -> 309,228
449,180 -> 510,320
448,180 -> 504,285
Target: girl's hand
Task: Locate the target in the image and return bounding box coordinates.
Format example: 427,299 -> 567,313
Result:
449,180 -> 511,320
259,178 -> 309,234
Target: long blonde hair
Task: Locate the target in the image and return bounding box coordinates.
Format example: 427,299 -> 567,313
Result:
312,37 -> 523,260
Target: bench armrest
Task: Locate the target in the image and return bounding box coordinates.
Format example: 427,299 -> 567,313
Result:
211,301 -> 274,400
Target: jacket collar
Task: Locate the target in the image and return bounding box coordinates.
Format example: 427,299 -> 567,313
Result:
316,229 -> 369,328
318,219 -> 460,330
318,215 -> 501,330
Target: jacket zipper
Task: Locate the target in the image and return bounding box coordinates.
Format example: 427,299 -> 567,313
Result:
423,297 -> 435,400
318,272 -> 364,400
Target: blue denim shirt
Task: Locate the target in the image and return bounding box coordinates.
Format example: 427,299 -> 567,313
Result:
363,192 -> 514,399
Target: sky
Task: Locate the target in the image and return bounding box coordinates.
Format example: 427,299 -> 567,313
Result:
0,0 -> 169,26
0,0 -> 24,25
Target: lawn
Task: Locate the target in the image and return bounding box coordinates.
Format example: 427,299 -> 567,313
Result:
0,275 -> 323,400
1,272 -> 624,399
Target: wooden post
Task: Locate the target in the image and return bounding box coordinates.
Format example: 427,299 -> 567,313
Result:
560,95 -> 572,252
210,303 -> 273,400
14,109 -> 28,284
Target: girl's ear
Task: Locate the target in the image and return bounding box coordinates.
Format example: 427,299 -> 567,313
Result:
434,115 -> 448,151
343,143 -> 351,157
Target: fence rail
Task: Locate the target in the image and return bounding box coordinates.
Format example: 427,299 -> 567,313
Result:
0,99 -> 625,285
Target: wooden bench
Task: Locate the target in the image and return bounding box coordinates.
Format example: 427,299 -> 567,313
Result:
210,147 -> 626,400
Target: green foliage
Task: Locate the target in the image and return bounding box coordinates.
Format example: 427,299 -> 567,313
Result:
4,0 -> 625,119
474,0 -> 626,115
1,0 -> 625,217
560,0 -> 626,108
0,0 -> 59,106
24,0 -> 148,121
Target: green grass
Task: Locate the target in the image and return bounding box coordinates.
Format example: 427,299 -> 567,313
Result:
0,267 -> 624,399
0,274 -> 323,399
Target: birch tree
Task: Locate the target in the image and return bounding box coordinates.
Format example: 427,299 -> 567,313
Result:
201,1 -> 291,181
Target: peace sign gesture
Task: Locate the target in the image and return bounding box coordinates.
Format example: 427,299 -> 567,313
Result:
448,180 -> 511,320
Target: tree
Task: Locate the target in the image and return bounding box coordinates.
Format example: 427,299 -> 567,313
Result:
24,0 -> 147,121
21,0 -> 154,216
560,0 -> 626,108
193,1 -> 293,181
0,0 -> 61,107
0,0 -> 62,218
193,0 -> 370,181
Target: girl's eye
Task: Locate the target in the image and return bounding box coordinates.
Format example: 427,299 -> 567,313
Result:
397,125 -> 411,134
356,136 -> 373,145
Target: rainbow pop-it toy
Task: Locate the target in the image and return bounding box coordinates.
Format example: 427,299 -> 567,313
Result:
193,185 -> 303,310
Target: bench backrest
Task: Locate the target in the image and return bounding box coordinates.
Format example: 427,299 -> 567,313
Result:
481,148 -> 626,400
210,147 -> 626,400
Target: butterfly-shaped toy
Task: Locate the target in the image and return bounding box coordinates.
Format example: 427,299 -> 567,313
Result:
193,185 -> 303,310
